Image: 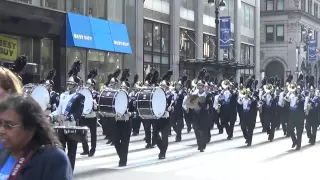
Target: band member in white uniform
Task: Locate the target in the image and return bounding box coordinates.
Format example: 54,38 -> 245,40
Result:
48,61 -> 84,171
80,68 -> 99,157
40,69 -> 60,113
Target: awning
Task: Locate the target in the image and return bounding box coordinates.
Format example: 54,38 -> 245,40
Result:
66,12 -> 132,54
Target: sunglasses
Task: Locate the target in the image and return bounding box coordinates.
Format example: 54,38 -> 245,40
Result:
0,120 -> 21,130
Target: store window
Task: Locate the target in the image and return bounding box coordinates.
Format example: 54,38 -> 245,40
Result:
86,0 -> 107,18
66,0 -> 85,15
180,28 -> 195,59
203,34 -> 215,58
66,48 -> 86,82
107,0 -> 124,23
0,34 -> 32,64
40,38 -> 53,80
143,20 -> 170,78
43,0 -> 65,11
66,48 -> 123,89
87,50 -> 122,89
240,44 -> 253,65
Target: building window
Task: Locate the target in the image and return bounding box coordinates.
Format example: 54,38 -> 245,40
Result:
266,25 -> 274,42
107,0 -> 124,23
65,48 -> 122,89
86,0 -> 107,19
276,25 -> 284,42
143,20 -> 170,78
314,3 -> 319,18
180,29 -> 195,59
240,44 -> 253,65
66,0 -> 85,15
314,31 -> 318,46
276,0 -> 284,10
144,0 -> 170,14
308,0 -> 312,14
266,0 -> 274,11
301,0 -> 306,11
242,3 -> 255,30
203,34 -> 215,58
43,0 -> 65,10
180,0 -> 195,21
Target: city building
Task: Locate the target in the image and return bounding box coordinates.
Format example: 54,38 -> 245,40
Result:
260,0 -> 320,84
0,0 -> 261,91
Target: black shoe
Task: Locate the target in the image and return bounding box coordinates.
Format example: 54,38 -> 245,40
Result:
219,129 -> 223,134
247,142 -> 252,146
268,135 -> 274,142
187,127 -> 192,133
295,145 -> 301,150
245,139 -> 248,144
291,142 -> 297,148
175,135 -> 182,142
199,149 -> 204,152
227,135 -> 233,140
110,142 -> 114,146
132,132 -> 139,136
158,153 -> 166,160
80,151 -> 89,155
145,144 -> 153,149
118,163 -> 127,167
106,140 -> 112,144
88,149 -> 95,157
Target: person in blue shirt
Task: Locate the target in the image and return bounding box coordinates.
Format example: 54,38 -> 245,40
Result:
0,94 -> 73,179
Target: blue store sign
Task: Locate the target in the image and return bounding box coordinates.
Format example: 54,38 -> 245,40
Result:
66,12 -> 132,54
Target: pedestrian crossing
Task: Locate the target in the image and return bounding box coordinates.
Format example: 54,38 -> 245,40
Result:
73,117 -> 320,179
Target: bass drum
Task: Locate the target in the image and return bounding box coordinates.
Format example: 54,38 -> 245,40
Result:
23,84 -> 50,111
136,87 -> 166,119
98,89 -> 128,117
78,88 -> 93,115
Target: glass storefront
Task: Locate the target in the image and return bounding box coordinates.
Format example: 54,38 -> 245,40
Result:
143,20 -> 170,78
66,48 -> 123,90
179,28 -> 195,59
0,34 -> 33,65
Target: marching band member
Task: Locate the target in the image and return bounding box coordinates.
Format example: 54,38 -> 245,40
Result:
104,69 -> 121,146
259,77 -> 267,132
40,69 -> 60,113
182,79 -> 193,133
100,73 -> 113,141
80,68 -> 99,157
114,69 -> 133,167
204,75 -> 214,143
278,76 -> 293,136
171,71 -> 187,142
237,88 -> 258,146
131,74 -> 143,136
48,60 -> 85,171
284,76 -> 305,150
261,79 -> 277,142
304,76 -> 319,145
157,70 -> 174,159
213,85 -> 223,134
143,71 -> 157,148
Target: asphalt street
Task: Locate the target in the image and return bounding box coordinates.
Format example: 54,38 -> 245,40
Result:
74,117 -> 320,180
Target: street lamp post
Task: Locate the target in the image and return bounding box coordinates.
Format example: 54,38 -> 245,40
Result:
208,0 -> 226,63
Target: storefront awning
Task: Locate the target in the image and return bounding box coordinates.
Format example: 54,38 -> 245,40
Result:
66,12 -> 132,54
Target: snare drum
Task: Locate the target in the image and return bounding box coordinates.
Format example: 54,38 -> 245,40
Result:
23,84 -> 50,111
98,89 -> 128,117
78,88 -> 94,115
54,126 -> 89,142
136,87 -> 166,119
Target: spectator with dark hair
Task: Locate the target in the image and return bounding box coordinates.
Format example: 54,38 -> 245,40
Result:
0,94 -> 73,179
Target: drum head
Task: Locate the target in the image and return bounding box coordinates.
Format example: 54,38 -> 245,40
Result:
152,87 -> 166,118
115,90 -> 128,116
31,85 -> 50,111
79,88 -> 94,115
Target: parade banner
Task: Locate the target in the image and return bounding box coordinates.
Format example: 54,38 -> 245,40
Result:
0,36 -> 18,61
220,16 -> 231,49
308,39 -> 317,62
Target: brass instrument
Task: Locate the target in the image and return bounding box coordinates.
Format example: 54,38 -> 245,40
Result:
185,94 -> 206,111
221,80 -> 230,89
287,82 -> 297,93
305,100 -> 312,115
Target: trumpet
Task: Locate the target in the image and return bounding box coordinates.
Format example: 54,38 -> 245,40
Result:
217,104 -> 221,114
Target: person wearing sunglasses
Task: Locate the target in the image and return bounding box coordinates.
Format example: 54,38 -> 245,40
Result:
0,94 -> 73,179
